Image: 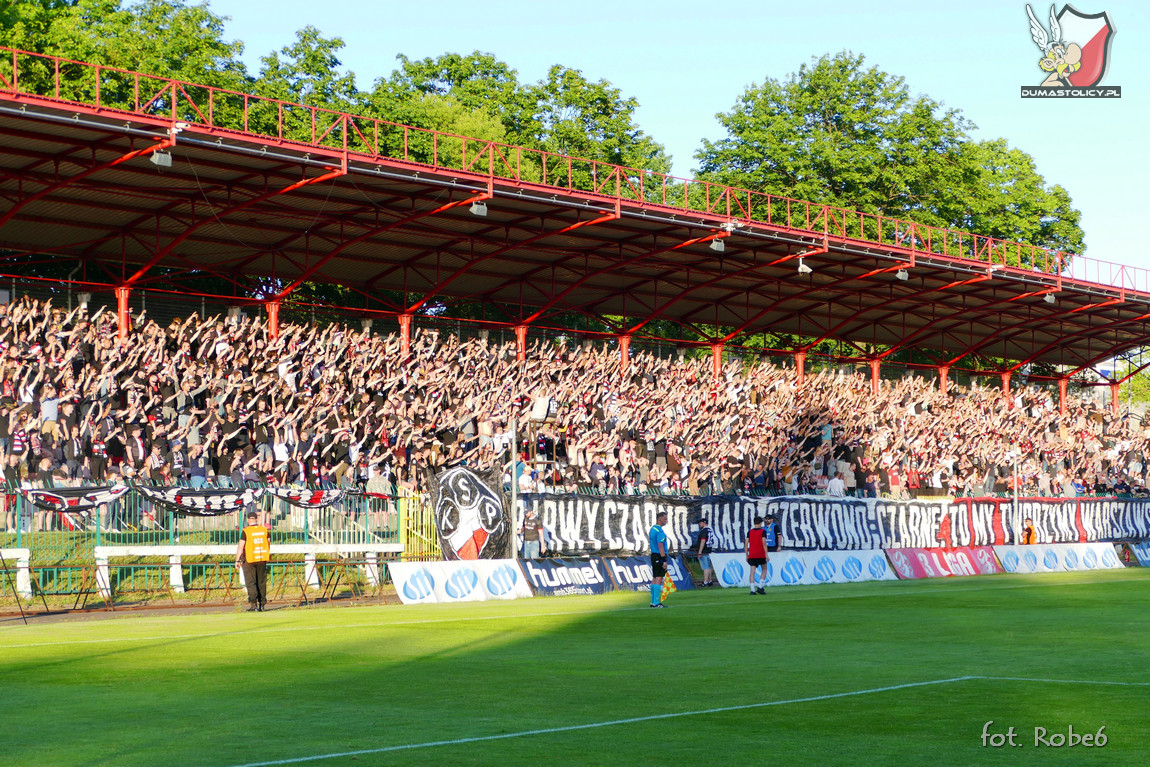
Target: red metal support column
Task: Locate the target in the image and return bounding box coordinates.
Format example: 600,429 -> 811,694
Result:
1111,382 -> 1120,416
1058,378 -> 1068,415
939,365 -> 950,395
711,343 -> 723,382
265,301 -> 280,339
115,286 -> 130,342
619,335 -> 631,377
795,350 -> 806,387
515,325 -> 528,363
398,314 -> 412,355
869,359 -> 881,395
1000,372 -> 1011,395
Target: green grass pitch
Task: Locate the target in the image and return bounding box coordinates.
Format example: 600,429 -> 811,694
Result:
2,569 -> 1148,766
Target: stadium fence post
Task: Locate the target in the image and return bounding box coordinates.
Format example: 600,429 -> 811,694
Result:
0,549 -> 28,624
509,416 -> 518,560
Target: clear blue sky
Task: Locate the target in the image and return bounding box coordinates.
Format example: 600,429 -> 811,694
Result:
205,0 -> 1147,275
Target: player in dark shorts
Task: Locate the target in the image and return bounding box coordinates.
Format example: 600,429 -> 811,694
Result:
746,515 -> 769,595
649,510 -> 669,607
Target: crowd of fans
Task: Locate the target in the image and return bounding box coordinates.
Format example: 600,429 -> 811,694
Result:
1,295 -> 1147,532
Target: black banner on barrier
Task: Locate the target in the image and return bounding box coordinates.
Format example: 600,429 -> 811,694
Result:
517,494 -> 1150,556
519,558 -> 614,596
604,555 -> 696,592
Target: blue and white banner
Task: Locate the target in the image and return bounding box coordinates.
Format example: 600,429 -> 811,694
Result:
388,559 -> 534,605
993,543 -> 1123,574
1130,542 -> 1150,567
602,555 -> 697,592
519,558 -> 614,597
708,550 -> 896,589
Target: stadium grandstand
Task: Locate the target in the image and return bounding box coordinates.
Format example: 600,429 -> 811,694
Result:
0,46 -> 1148,565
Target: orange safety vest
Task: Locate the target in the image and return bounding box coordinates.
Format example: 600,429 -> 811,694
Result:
1022,524 -> 1036,545
242,524 -> 271,563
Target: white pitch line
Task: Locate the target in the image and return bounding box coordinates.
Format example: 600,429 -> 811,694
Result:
222,676 -> 980,767
222,674 -> 1150,767
0,572 -> 1141,650
977,675 -> 1150,687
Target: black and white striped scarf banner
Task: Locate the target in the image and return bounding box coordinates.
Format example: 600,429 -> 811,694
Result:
265,487 -> 345,509
23,485 -> 131,512
135,486 -> 265,516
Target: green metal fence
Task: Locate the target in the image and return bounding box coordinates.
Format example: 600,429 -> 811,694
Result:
2,483 -> 426,569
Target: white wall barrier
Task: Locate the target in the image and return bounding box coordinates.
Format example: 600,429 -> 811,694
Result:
93,543 -> 402,598
993,543 -> 1123,574
708,550 -> 896,589
1,548 -> 32,598
388,559 -> 534,605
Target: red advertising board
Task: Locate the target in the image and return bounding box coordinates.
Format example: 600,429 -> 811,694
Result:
884,546 -> 1002,580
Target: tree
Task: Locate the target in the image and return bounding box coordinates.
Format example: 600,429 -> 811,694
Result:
372,52 -> 670,182
526,65 -> 670,173
696,52 -> 1083,257
254,26 -> 360,109
6,0 -> 248,90
380,51 -> 533,138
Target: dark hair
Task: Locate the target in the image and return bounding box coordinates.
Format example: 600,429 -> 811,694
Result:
753,516 -> 763,525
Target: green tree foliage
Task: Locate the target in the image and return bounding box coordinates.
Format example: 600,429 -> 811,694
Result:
5,0 -> 247,90
696,52 -> 1084,256
254,26 -> 359,109
373,52 -> 670,183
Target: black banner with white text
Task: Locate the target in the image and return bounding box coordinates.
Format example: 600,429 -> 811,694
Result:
515,494 -> 1150,556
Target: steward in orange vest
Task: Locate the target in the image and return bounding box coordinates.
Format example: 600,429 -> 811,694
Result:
1021,518 -> 1037,545
235,510 -> 270,611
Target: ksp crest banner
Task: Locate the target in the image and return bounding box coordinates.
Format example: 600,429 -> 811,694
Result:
388,559 -> 533,604
428,466 -> 510,560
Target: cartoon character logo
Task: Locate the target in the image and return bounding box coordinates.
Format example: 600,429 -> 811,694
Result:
434,466 -> 507,560
1026,4 -> 1116,88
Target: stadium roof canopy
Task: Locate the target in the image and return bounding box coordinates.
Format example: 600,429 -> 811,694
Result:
1,47 -> 1148,382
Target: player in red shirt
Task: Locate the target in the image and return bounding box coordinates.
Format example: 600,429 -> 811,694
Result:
746,516 -> 769,595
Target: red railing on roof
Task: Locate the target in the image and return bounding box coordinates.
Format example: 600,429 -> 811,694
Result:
0,46 -> 1145,296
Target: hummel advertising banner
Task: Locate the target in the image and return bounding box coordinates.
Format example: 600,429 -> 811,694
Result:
518,558 -> 614,597
708,550 -> 896,589
516,494 -> 1150,556
884,546 -> 1003,580
602,555 -> 697,593
388,559 -> 534,605
993,543 -> 1124,574
1131,542 -> 1150,568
